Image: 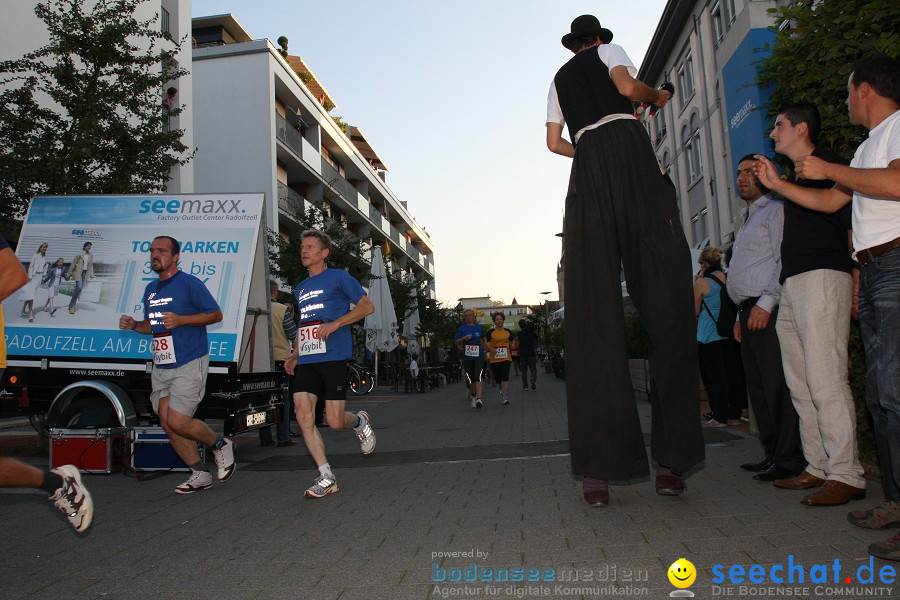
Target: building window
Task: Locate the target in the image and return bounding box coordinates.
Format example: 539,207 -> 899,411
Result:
662,151 -> 671,176
711,2 -> 725,46
683,120 -> 702,185
677,51 -> 695,106
161,7 -> 170,37
724,0 -> 736,25
691,210 -> 709,244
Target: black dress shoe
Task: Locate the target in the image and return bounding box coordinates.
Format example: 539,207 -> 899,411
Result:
753,465 -> 794,481
740,458 -> 774,472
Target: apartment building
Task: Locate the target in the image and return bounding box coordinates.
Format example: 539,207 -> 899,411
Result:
190,14 -> 436,295
0,0 -> 194,193
638,0 -> 782,249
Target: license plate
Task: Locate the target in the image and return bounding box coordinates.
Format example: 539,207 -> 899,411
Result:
246,411 -> 267,426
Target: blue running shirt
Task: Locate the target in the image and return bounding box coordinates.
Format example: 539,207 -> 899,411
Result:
294,269 -> 366,364
142,271 -> 220,369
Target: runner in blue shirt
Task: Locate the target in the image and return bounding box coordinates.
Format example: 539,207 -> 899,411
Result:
454,309 -> 488,409
119,235 -> 235,494
283,230 -> 375,499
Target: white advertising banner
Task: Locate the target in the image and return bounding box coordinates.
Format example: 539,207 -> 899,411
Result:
4,194 -> 265,363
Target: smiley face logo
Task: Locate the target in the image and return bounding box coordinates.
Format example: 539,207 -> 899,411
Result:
667,558 -> 696,588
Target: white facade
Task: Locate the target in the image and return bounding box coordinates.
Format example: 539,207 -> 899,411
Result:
190,15 -> 435,295
638,0 -> 781,249
0,0 -> 194,193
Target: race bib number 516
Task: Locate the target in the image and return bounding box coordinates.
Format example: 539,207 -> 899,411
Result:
298,323 -> 327,356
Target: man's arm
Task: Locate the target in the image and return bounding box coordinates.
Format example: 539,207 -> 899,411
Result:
754,154 -> 853,213
316,294 -> 374,341
119,315 -> 152,335
160,310 -> 223,329
0,247 -> 28,302
609,65 -> 671,105
546,122 -> 575,158
794,155 -> 900,200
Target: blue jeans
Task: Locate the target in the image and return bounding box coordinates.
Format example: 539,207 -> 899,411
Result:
520,355 -> 537,388
68,273 -> 86,309
858,248 -> 900,501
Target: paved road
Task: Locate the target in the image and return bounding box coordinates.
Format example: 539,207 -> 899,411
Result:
0,369 -> 892,599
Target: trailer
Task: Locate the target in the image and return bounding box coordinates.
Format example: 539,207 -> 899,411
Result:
1,194 -> 284,443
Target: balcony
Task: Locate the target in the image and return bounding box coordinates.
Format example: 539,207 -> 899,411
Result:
277,181 -> 305,214
276,113 -> 303,157
320,159 -> 360,206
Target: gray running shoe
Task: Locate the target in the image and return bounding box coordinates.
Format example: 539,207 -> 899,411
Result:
354,411 -> 376,454
49,465 -> 94,532
175,470 -> 213,494
305,473 -> 338,498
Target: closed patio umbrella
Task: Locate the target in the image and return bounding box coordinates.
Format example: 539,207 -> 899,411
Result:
363,246 -> 398,385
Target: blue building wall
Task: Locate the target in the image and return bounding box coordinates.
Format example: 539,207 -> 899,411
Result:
722,28 -> 778,176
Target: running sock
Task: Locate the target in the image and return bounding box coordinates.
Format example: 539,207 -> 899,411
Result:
189,461 -> 205,471
355,415 -> 363,428
212,438 -> 226,450
318,463 -> 333,478
41,471 -> 65,495
583,477 -> 608,493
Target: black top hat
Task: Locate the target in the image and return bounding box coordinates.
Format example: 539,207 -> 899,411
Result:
561,15 -> 613,50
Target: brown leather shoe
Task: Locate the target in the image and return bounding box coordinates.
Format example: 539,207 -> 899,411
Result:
774,471 -> 825,490
801,480 -> 866,506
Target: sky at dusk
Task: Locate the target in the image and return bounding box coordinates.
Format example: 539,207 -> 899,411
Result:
192,0 -> 669,307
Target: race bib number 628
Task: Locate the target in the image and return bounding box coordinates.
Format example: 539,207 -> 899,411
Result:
152,333 -> 176,365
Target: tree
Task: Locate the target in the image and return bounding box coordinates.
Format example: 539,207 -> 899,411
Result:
267,193 -> 368,288
757,0 -> 900,162
0,0 -> 192,224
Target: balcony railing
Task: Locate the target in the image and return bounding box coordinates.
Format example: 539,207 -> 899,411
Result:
276,113 -> 304,158
320,159 -> 360,206
277,181 -> 305,213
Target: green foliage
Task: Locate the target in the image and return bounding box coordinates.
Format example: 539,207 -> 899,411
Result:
277,35 -> 289,59
757,0 -> 899,161
0,0 -> 192,223
331,114 -> 349,134
546,324 -> 565,351
418,300 -> 461,356
297,70 -> 314,84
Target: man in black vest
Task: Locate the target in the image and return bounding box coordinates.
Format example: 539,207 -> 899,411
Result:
545,15 -> 704,507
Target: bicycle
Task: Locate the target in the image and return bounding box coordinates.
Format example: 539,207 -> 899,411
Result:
347,361 -> 375,395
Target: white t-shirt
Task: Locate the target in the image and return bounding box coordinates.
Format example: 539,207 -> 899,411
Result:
851,109 -> 900,252
409,359 -> 419,378
546,43 -> 637,134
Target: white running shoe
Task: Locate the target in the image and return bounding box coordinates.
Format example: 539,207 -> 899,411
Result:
702,417 -> 728,428
49,465 -> 94,532
305,473 -> 339,498
212,438 -> 236,482
354,411 -> 376,454
502,397 -> 510,405
174,470 -> 214,494
475,398 -> 483,409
